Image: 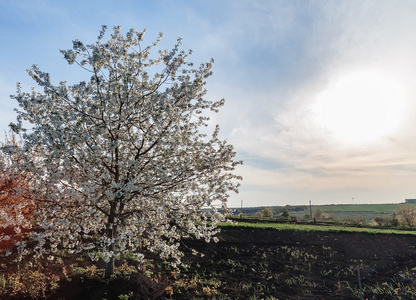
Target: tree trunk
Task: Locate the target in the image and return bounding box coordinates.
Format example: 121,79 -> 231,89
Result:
104,221 -> 117,279
105,256 -> 115,279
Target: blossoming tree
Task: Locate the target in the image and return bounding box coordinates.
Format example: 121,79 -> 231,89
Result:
10,26 -> 241,278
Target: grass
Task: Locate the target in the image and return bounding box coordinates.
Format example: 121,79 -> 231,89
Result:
220,221 -> 416,235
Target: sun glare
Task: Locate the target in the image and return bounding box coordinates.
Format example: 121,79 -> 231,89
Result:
313,70 -> 407,145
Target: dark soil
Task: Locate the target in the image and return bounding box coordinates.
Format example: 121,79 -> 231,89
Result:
50,273 -> 167,300
3,227 -> 416,299
177,228 -> 416,299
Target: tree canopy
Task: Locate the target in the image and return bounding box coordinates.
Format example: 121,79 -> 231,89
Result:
9,26 -> 241,278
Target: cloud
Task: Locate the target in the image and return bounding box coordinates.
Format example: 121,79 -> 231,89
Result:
3,0 -> 416,206
225,2 -> 416,154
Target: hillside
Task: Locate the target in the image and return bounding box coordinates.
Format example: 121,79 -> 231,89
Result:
236,202 -> 415,223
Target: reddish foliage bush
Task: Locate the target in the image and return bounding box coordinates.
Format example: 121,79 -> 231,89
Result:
0,134 -> 35,251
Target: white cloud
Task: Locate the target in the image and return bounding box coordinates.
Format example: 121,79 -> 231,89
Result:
3,0 -> 416,206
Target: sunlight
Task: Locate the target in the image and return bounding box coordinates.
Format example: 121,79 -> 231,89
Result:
313,70 -> 407,145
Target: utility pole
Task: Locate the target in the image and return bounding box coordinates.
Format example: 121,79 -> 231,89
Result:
309,200 -> 312,221
241,200 -> 243,219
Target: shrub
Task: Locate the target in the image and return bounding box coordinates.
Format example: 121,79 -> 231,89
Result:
0,263 -> 59,298
396,205 -> 416,227
0,133 -> 36,251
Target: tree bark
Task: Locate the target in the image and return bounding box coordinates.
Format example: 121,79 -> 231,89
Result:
105,255 -> 115,279
104,217 -> 117,279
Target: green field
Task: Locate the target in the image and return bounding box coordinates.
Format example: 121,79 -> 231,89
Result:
271,202 -> 416,222
220,221 -> 416,235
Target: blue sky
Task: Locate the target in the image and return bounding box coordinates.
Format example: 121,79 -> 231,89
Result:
1,0 -> 416,207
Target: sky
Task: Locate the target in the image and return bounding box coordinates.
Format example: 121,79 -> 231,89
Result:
1,0 -> 416,208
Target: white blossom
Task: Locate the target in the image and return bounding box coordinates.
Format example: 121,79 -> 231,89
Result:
9,25 -> 242,278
